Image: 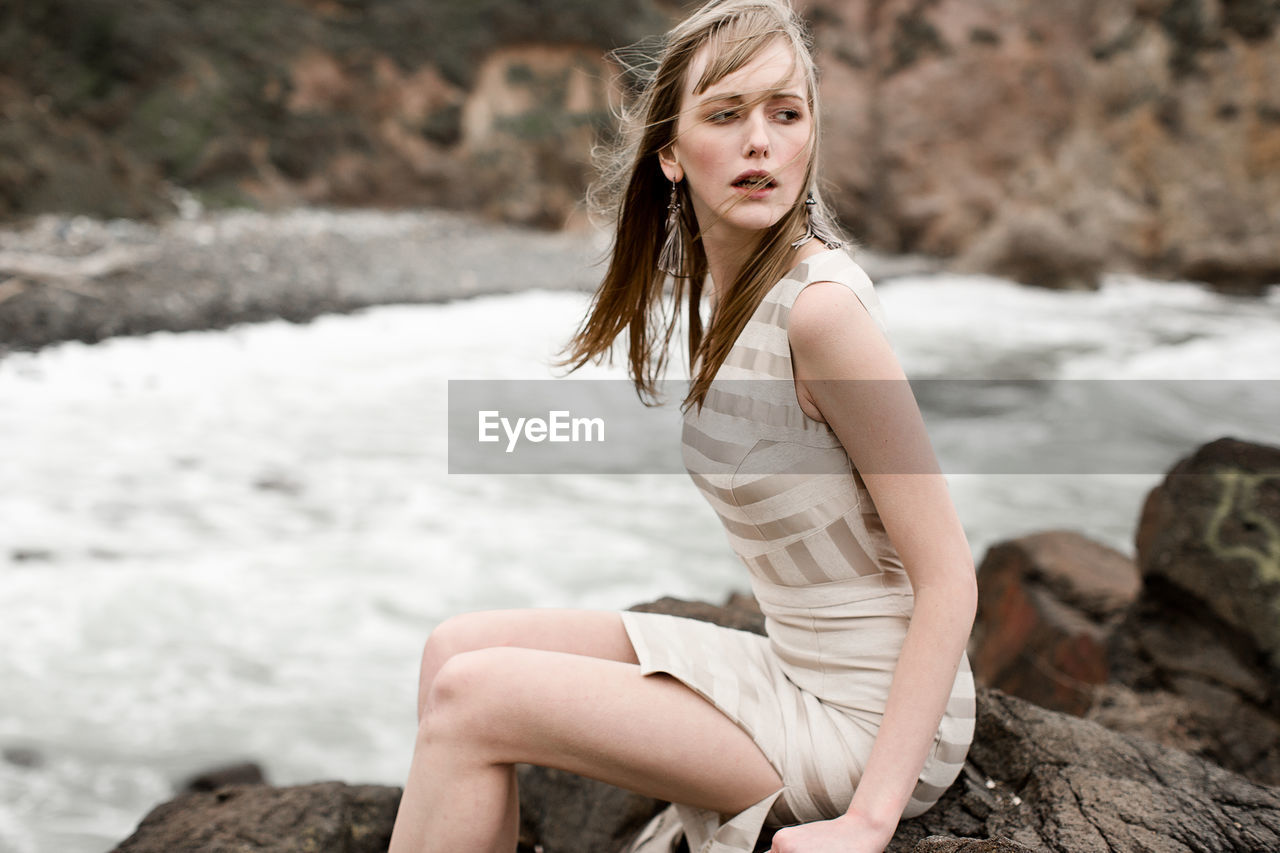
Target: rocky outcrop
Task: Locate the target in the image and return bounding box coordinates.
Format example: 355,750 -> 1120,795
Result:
111,596 -> 1280,852
5,1 -> 1279,291
815,0 -> 1280,292
970,437 -> 1280,787
1103,436 -> 1280,785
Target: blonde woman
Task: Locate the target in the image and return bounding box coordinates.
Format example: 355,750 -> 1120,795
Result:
388,1 -> 976,851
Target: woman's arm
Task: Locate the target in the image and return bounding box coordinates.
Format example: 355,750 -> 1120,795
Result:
772,281 -> 977,853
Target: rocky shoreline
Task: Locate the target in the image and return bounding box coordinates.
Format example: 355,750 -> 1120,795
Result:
0,207 -> 602,354
0,206 -> 943,355
109,437 -> 1280,852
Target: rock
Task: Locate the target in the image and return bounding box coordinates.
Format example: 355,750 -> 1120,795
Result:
910,838 -> 1036,853
0,0 -> 666,227
108,683 -> 1280,852
970,530 -> 1139,715
968,437 -> 1280,787
1100,568 -> 1280,786
460,45 -> 617,228
950,206 -> 1107,291
817,0 -> 1280,292
110,781 -> 399,853
182,761 -> 268,792
109,586 -> 1280,853
888,687 -> 1280,852
627,592 -> 766,635
516,764 -> 664,853
1134,436 -> 1280,680
1088,435 -> 1280,785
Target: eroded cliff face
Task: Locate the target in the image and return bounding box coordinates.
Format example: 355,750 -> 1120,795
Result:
809,0 -> 1280,291
0,0 -> 658,225
2,0 -> 1278,290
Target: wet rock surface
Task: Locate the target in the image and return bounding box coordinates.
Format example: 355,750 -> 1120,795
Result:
969,437 -> 1280,788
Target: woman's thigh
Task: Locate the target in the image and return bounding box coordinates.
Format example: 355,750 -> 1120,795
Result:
417,609 -> 639,715
427,608 -> 640,663
425,644 -> 785,815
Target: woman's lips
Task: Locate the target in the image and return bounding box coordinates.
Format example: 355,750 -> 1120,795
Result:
736,185 -> 774,199
732,171 -> 776,198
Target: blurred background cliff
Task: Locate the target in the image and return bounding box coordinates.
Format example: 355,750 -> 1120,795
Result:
4,5 -> 1280,852
3,0 -> 1278,294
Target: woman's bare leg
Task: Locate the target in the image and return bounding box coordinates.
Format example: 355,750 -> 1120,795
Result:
413,609 -> 640,721
388,610 -> 784,853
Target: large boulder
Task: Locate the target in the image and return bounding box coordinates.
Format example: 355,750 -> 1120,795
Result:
969,531 -> 1139,715
1133,436 -> 1280,681
1099,435 -> 1280,785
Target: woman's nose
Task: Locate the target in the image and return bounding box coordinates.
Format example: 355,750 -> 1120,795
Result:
742,110 -> 770,158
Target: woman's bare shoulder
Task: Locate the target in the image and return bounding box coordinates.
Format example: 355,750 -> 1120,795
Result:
789,281 -> 901,382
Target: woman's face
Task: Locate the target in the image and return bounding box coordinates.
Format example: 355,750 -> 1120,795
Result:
661,39 -> 813,247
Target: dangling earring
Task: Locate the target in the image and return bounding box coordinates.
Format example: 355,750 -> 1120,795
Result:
658,180 -> 692,277
791,191 -> 843,250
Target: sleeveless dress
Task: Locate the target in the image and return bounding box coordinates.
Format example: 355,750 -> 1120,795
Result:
620,248 -> 976,853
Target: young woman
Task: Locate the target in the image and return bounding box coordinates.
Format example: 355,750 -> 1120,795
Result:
388,1 -> 976,851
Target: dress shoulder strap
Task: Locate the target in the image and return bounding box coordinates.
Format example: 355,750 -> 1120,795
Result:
786,249 -> 890,340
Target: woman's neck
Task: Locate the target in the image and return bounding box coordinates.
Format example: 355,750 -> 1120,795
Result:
703,233 -> 831,311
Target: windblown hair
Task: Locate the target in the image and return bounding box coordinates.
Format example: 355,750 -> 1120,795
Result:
553,0 -> 848,412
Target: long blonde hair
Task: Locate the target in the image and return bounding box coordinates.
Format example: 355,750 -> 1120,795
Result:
555,0 -> 848,412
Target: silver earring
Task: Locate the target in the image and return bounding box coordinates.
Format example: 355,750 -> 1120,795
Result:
791,192 -> 843,250
658,180 -> 692,277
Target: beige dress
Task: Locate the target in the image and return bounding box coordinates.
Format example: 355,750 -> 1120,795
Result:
620,248 -> 976,853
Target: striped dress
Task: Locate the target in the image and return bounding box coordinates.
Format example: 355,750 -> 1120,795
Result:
620,248 -> 976,853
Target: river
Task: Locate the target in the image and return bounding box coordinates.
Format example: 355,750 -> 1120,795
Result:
1,244 -> 1277,853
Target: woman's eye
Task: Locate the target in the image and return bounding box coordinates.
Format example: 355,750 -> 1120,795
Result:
775,109 -> 802,122
708,109 -> 739,123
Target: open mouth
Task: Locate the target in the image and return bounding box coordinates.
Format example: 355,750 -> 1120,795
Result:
733,173 -> 776,191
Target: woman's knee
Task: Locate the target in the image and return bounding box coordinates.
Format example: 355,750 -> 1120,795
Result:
417,612 -> 492,720
418,647 -> 519,747
421,612 -> 506,680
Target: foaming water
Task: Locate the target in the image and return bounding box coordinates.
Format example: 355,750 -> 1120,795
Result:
1,272 -> 1277,852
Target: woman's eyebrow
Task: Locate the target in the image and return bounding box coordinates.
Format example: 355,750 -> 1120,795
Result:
697,90 -> 805,107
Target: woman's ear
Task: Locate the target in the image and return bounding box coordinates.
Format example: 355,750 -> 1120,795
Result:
658,144 -> 683,183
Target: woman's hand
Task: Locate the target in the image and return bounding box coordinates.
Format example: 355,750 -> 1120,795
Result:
768,812 -> 894,853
